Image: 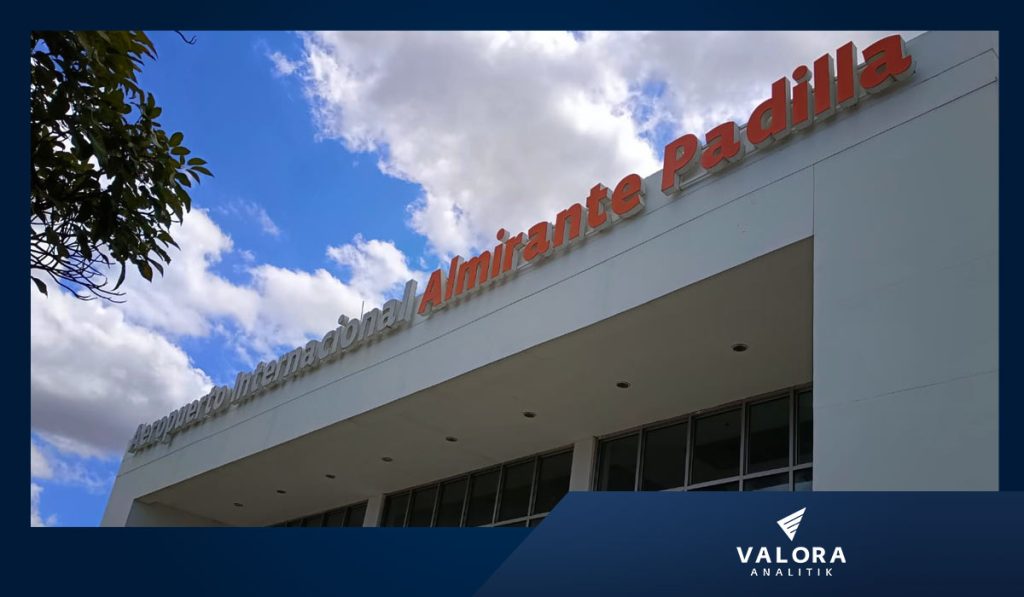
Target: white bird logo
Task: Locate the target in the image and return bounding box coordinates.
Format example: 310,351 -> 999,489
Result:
777,508 -> 806,541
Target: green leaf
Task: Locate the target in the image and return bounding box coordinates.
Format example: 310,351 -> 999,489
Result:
77,232 -> 92,260
156,231 -> 178,248
29,31 -> 209,301
31,276 -> 48,295
44,227 -> 59,248
113,264 -> 127,290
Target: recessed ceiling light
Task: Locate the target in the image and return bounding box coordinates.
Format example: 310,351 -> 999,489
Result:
325,474 -> 336,479
522,411 -> 537,418
381,456 -> 393,463
233,502 -> 244,508
732,343 -> 749,353
276,489 -> 287,494
616,381 -> 631,389
445,436 -> 458,443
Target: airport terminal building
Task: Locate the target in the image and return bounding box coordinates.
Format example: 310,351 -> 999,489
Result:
102,30 -> 999,527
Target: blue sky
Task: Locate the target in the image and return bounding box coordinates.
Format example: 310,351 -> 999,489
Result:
30,30 -> 903,526
135,31 -> 427,382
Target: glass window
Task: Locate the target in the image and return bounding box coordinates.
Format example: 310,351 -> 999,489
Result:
744,473 -> 790,491
747,397 -> 790,473
498,460 -> 535,522
465,470 -> 499,527
528,517 -> 544,528
408,486 -> 437,527
641,422 -> 687,490
345,503 -> 366,527
381,493 -> 409,527
322,508 -> 346,527
534,451 -> 572,514
797,391 -> 813,464
691,409 -> 741,484
285,519 -> 302,527
589,387 -> 811,497
435,479 -> 468,527
596,434 -> 639,491
690,481 -> 739,491
794,468 -> 813,492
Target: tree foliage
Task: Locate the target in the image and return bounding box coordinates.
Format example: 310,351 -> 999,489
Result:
30,31 -> 211,301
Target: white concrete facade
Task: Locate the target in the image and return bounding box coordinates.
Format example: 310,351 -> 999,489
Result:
102,31 -> 999,526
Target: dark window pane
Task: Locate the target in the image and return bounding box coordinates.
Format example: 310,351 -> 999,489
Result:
597,434 -> 639,491
435,479 -> 468,527
534,451 -> 572,513
285,519 -> 302,527
641,422 -> 687,490
408,486 -> 438,527
747,397 -> 790,473
322,508 -> 346,527
691,409 -> 741,484
797,391 -> 813,464
344,503 -> 366,527
744,473 -> 790,491
691,481 -> 739,491
497,460 -> 535,521
528,517 -> 544,528
465,470 -> 499,527
794,469 -> 813,492
381,493 -> 409,527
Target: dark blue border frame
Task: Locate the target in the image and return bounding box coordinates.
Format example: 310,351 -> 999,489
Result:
10,4 -> 1019,594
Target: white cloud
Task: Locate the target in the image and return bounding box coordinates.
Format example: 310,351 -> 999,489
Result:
243,265 -> 367,355
30,438 -> 110,492
31,204 -> 427,459
301,31 -> 661,258
296,31 -> 916,259
219,199 -> 281,237
116,209 -> 421,358
114,208 -> 262,337
587,31 -> 918,139
250,205 -> 281,237
30,287 -> 214,456
31,441 -> 52,479
31,483 -> 57,527
268,50 -> 301,77
327,234 -> 426,299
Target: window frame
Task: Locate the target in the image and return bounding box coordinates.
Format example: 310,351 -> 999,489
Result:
381,445 -> 573,528
274,500 -> 369,528
593,384 -> 813,492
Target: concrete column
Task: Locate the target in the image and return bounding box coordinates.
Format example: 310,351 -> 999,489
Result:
568,437 -> 597,491
362,494 -> 384,527
812,60 -> 998,490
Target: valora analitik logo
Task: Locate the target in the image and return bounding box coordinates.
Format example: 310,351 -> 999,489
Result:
736,508 -> 847,578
